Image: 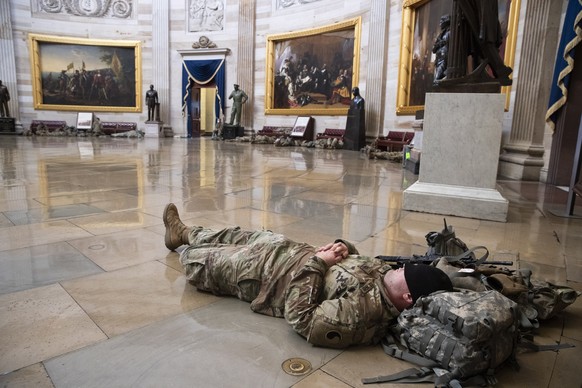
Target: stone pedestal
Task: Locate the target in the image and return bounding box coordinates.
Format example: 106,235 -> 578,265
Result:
144,122 -> 163,138
402,93 -> 508,222
0,117 -> 16,134
222,124 -> 244,139
344,108 -> 366,151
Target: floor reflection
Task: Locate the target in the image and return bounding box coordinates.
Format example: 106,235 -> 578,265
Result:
0,136 -> 580,387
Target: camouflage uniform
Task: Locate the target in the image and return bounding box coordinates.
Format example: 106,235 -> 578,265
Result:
180,226 -> 400,348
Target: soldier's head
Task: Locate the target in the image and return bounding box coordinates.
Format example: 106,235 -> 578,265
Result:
383,264 -> 452,311
233,84 -> 239,90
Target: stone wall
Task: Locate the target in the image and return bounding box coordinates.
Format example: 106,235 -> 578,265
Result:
7,0 -> 530,144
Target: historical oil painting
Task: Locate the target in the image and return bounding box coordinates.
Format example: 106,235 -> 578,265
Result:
29,34 -> 142,112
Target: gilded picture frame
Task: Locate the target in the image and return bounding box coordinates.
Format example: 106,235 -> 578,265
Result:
29,34 -> 142,112
265,17 -> 361,116
396,0 -> 520,115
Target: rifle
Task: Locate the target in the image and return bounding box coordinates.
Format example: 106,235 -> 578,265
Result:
375,252 -> 513,267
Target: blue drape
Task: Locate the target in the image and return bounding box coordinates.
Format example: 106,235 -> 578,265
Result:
182,59 -> 225,137
546,0 -> 582,132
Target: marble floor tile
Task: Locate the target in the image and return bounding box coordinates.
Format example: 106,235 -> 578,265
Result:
60,260 -> 219,337
0,220 -> 93,252
67,228 -> 173,271
275,221 -> 339,249
204,207 -> 303,231
0,241 -> 103,294
0,283 -> 107,375
66,210 -> 162,235
292,370 -> 351,387
320,345 -> 426,388
562,281 -> 582,342
158,250 -> 183,274
549,337 -> 582,388
3,203 -> 106,225
252,196 -> 344,219
0,198 -> 43,213
181,193 -> 251,214
33,190 -> 138,207
0,212 -> 14,228
0,363 -> 54,388
44,299 -> 341,388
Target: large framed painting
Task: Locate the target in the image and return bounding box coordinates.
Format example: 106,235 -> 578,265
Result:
29,34 -> 142,112
396,0 -> 520,115
265,17 -> 361,116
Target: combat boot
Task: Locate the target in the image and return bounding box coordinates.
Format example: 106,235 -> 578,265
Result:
163,203 -> 189,251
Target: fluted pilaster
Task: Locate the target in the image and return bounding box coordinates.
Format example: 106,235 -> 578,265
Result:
152,0 -> 170,126
365,0 -> 389,137
0,2 -> 21,130
499,1 -> 563,180
237,0 -> 255,129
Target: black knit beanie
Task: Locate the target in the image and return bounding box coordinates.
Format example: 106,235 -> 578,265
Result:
404,263 -> 453,302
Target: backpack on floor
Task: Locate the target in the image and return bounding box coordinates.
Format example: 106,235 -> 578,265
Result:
363,290 -> 520,387
425,219 -> 475,259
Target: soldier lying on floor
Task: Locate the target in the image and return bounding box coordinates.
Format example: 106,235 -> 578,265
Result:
162,203 -> 453,349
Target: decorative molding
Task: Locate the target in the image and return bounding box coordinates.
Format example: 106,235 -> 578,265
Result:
192,36 -> 217,49
34,0 -> 133,18
276,0 -> 322,10
178,48 -> 230,59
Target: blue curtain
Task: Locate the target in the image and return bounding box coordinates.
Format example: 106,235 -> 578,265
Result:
182,59 -> 225,137
546,0 -> 582,132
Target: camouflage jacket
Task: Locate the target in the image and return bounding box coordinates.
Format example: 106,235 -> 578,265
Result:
284,239 -> 400,349
180,227 -> 399,348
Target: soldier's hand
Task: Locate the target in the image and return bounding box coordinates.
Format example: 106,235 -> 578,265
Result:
316,242 -> 348,257
315,242 -> 348,266
316,243 -> 334,253
315,249 -> 344,266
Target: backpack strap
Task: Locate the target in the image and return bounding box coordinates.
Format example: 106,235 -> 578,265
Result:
381,336 -> 439,368
442,245 -> 489,266
519,335 -> 576,351
361,367 -> 435,384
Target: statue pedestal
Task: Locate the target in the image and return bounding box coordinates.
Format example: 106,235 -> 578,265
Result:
0,117 -> 16,134
144,121 -> 163,138
344,108 -> 366,151
222,124 -> 244,139
402,93 -> 508,222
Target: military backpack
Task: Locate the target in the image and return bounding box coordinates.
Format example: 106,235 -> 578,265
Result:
364,290 -> 520,387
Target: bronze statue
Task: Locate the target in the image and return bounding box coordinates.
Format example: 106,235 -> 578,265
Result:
0,80 -> 11,117
228,84 -> 248,126
432,15 -> 451,83
145,84 -> 159,121
350,87 -> 365,110
435,0 -> 512,89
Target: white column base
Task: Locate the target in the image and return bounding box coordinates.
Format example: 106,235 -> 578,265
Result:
144,122 -> 162,138
403,182 -> 508,222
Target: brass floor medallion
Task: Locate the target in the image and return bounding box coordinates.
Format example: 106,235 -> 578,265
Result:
281,358 -> 312,376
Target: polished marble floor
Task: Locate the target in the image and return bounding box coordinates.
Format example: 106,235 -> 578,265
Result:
0,136 -> 581,387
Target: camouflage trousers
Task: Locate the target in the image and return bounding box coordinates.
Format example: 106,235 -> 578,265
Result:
180,226 -> 315,317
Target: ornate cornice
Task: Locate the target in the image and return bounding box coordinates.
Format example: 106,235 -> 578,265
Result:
35,0 -> 133,18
